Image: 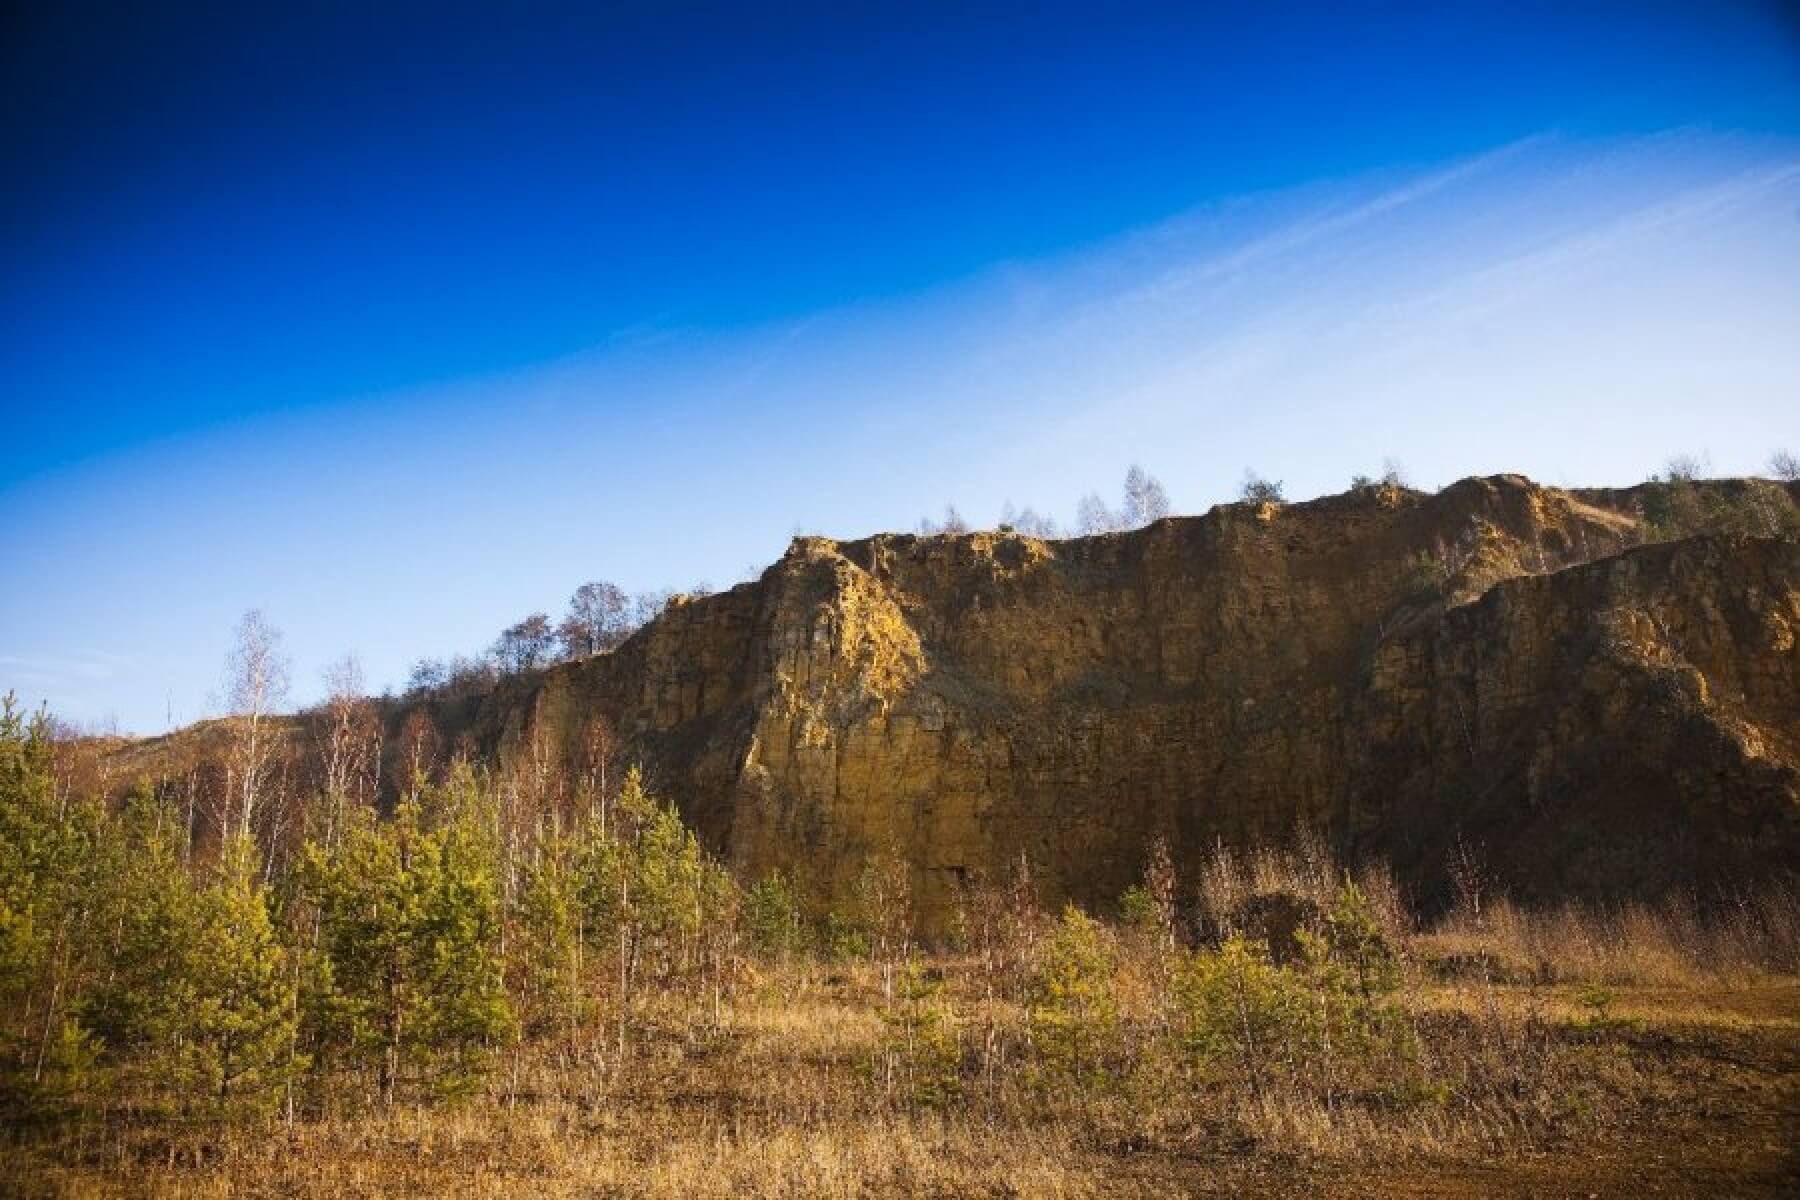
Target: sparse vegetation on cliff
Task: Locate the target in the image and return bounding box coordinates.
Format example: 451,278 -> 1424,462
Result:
930,463 -> 1172,538
1636,471 -> 1800,543
1237,469 -> 1285,504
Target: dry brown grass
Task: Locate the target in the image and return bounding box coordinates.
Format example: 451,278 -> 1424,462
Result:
1419,880 -> 1800,986
32,1111 -> 1108,1199
10,858 -> 1799,1199
12,948 -> 1798,1199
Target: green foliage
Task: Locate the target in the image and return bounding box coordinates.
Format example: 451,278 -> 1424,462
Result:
80,786 -> 196,1062
1323,876 -> 1401,1001
3,701 -> 301,1118
591,767 -> 737,983
1119,884 -> 1158,932
1572,983 -> 1638,1032
743,869 -> 807,960
151,835 -> 298,1112
875,960 -> 962,1108
1028,905 -> 1119,1096
633,791 -> 707,951
1639,476 -> 1800,543
0,898 -> 43,1051
560,765 -> 739,1058
1240,471 -> 1285,504
1171,934 -> 1292,1103
1577,983 -> 1614,1020
825,910 -> 872,962
304,796 -> 513,1105
0,699 -> 748,1129
35,1017 -> 102,1111
0,694 -> 106,1107
511,841 -> 583,1037
1172,877 -> 1418,1107
572,812 -> 630,941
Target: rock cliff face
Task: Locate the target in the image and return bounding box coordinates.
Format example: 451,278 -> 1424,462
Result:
479,476 -> 1799,922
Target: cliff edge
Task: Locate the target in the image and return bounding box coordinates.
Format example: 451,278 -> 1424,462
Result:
465,475 -> 1798,920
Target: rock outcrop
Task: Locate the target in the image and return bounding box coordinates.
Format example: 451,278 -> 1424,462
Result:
467,475 -> 1798,923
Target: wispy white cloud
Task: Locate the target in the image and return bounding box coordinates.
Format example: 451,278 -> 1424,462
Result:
1108,135 -> 1547,315
904,130 -> 1800,494
6,129 -> 1798,734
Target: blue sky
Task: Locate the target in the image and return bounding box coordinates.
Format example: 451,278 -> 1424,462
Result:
2,1 -> 1798,732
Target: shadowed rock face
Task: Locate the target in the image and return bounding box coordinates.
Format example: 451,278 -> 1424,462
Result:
462,476 -> 1800,922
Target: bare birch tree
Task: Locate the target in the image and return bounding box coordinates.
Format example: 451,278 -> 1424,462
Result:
223,609 -> 290,843
917,504 -> 970,535
316,654 -> 380,853
394,710 -> 440,802
1013,506 -> 1060,538
1122,464 -> 1171,527
1076,492 -> 1119,535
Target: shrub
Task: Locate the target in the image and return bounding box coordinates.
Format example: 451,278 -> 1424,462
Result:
876,959 -> 963,1108
1172,874 -> 1420,1112
1323,877 -> 1401,1001
1171,934 -> 1292,1106
1638,476 -> 1799,542
1290,881 -> 1419,1096
825,910 -> 872,962
1028,906 -> 1120,1098
1119,885 -> 1159,934
743,869 -> 808,960
1240,471 -> 1285,504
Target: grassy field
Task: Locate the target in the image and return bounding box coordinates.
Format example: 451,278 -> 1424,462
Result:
10,882 -> 1797,1198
